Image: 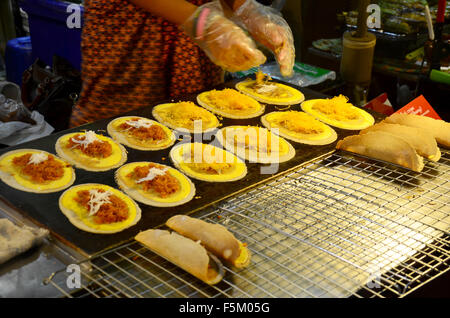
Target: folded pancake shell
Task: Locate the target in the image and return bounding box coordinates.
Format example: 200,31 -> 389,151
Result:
360,123 -> 441,161
135,229 -> 224,285
384,113 -> 450,148
166,215 -> 241,263
336,131 -> 424,172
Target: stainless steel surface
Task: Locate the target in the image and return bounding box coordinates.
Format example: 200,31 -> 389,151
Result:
43,148 -> 450,298
0,243 -> 66,297
0,199 -> 82,297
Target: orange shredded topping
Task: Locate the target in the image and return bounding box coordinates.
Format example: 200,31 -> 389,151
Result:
225,127 -> 273,153
205,89 -> 258,111
12,153 -> 65,183
74,189 -> 129,224
186,144 -> 233,174
250,71 -> 290,98
119,118 -> 167,141
67,134 -> 112,158
255,69 -> 271,84
127,163 -> 180,198
311,95 -> 360,121
269,111 -> 325,134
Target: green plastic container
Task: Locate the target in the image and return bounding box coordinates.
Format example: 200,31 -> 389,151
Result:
430,69 -> 450,85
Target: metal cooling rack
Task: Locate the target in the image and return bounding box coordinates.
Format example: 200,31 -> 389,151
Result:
45,149 -> 450,298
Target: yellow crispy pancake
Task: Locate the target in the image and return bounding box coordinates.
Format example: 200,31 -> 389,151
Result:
152,101 -> 220,133
216,125 -> 295,164
384,113 -> 450,148
107,116 -> 176,151
55,131 -> 127,172
361,122 -> 441,162
166,215 -> 251,269
0,149 -> 75,193
336,131 -> 424,172
235,79 -> 305,105
59,183 -> 141,234
169,142 -> 247,182
135,229 -> 224,285
115,162 -> 195,207
261,111 -> 337,145
196,88 -> 265,119
301,95 -> 374,130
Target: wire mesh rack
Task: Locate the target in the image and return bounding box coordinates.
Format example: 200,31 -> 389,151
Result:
45,148 -> 450,298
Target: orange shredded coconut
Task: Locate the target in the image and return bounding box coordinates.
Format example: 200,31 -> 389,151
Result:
67,134 -> 112,158
311,95 -> 360,121
118,118 -> 167,141
74,189 -> 129,224
269,111 -> 325,134
127,163 -> 180,198
12,153 -> 65,183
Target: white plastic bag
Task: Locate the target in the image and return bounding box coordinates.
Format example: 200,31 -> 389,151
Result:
0,82 -> 54,146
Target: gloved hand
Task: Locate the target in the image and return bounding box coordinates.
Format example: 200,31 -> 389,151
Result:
230,0 -> 295,77
181,1 -> 266,73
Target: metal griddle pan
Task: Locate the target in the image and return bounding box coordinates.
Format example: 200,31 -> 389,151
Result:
0,79 -> 384,257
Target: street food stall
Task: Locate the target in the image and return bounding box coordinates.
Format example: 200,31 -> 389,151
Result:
0,0 -> 449,300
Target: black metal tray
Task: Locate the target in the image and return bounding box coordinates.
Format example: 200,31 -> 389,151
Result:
0,79 -> 384,257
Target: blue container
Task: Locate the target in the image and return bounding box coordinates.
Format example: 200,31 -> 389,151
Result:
19,0 -> 84,70
5,36 -> 34,86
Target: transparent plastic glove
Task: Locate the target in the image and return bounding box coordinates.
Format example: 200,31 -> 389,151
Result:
181,1 -> 266,73
232,0 -> 295,77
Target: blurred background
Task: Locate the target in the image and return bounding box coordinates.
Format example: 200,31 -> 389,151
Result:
0,0 -> 449,119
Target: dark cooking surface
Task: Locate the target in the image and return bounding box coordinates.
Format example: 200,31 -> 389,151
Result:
0,79 -> 385,256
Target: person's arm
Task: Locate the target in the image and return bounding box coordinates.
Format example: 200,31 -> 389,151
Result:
129,0 -> 197,25
128,0 -> 266,73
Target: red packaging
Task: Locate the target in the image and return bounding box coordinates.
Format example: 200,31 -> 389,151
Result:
394,95 -> 441,120
363,93 -> 394,116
